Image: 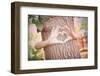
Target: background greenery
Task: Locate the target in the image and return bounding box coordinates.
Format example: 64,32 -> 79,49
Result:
28,15 -> 45,60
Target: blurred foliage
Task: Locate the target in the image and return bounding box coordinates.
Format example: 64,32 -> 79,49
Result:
80,18 -> 88,30
28,15 -> 41,27
28,15 -> 50,26
80,18 -> 88,37
28,15 -> 45,60
28,47 -> 44,60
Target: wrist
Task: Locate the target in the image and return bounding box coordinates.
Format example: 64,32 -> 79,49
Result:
46,39 -> 51,45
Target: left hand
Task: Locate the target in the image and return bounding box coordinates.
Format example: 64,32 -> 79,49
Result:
47,26 -> 64,45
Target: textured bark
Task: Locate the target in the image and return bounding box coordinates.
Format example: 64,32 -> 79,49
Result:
42,16 -> 81,60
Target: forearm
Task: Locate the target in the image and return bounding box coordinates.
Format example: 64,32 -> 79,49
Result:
35,40 -> 49,49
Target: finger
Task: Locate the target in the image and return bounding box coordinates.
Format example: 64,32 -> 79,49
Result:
56,40 -> 64,44
56,26 -> 60,31
64,37 -> 72,43
58,32 -> 62,35
51,27 -> 57,35
51,27 -> 55,33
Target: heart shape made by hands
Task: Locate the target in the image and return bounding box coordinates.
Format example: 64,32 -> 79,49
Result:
57,31 -> 68,42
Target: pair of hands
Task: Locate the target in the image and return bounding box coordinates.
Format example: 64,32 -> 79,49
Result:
47,26 -> 72,45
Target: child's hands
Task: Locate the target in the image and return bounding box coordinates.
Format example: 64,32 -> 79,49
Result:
47,26 -> 64,45
47,26 -> 72,45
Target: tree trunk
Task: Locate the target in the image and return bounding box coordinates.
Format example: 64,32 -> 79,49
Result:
42,16 -> 81,60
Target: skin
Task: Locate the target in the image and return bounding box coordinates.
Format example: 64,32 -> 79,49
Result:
34,23 -> 87,50
34,26 -> 72,49
35,40 -> 50,49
